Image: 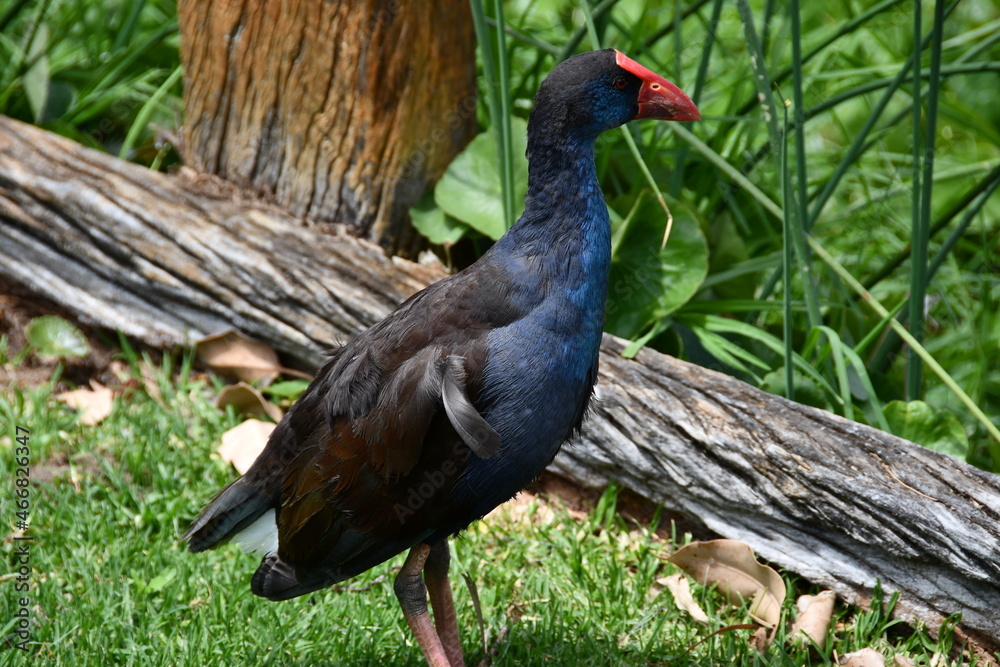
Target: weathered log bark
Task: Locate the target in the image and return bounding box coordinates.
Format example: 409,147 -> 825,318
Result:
177,0 -> 477,256
1,116 -> 998,660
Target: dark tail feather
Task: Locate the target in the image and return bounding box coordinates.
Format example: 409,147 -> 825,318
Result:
183,477 -> 270,553
252,555 -> 300,600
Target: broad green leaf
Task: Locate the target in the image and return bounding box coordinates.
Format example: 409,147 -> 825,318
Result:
706,215 -> 756,300
26,315 -> 89,359
760,367 -> 829,410
434,117 -> 528,240
883,400 -> 969,460
606,192 -> 708,340
261,380 -> 311,399
146,568 -> 176,593
410,195 -> 467,246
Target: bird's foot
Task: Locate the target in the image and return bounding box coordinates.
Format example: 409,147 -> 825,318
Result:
425,541 -> 465,667
395,543 -> 464,667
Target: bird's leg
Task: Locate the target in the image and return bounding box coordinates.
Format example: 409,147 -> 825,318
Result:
394,544 -> 452,667
424,540 -> 464,667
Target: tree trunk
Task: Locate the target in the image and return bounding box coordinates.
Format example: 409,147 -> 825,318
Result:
1,116 -> 998,661
177,0 -> 477,256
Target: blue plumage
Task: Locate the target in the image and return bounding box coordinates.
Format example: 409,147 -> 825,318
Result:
450,150 -> 611,523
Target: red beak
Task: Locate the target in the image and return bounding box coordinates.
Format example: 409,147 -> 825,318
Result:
615,50 -> 701,122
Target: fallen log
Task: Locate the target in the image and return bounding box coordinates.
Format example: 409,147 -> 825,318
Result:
2,116 -> 998,659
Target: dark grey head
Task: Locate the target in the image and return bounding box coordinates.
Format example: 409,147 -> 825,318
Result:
528,49 -> 700,145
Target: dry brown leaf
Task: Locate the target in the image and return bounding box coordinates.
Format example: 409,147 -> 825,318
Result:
893,656 -> 917,667
667,539 -> 786,627
216,382 -> 284,422
790,590 -> 836,649
749,626 -> 771,653
196,331 -> 282,384
109,359 -> 131,382
56,380 -> 114,425
138,360 -> 165,406
218,419 -> 275,474
839,649 -> 886,667
659,573 -> 710,624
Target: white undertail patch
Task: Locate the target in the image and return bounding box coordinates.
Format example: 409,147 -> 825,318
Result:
232,509 -> 279,557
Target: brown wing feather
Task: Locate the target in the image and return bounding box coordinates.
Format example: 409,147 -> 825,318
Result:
229,265 -> 531,590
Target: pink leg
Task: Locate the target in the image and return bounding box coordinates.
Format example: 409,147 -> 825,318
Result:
425,541 -> 465,667
394,544 -> 452,667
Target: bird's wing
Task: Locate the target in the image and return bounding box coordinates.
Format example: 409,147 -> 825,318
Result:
242,264 -> 532,588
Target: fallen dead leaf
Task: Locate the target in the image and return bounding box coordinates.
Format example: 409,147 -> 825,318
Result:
893,656 -> 917,667
749,626 -> 771,653
659,573 -> 710,624
790,590 -> 836,649
56,380 -> 114,425
668,539 -> 786,627
138,359 -> 165,406
216,382 -> 284,422
840,648 -> 886,667
196,331 -> 282,384
109,359 -> 131,382
218,419 -> 275,474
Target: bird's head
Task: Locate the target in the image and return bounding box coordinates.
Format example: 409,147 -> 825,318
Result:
530,49 -> 700,142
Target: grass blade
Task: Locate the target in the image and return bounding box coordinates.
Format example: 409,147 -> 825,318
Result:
860,164 -> 1000,291
814,326 -> 853,422
578,0 -> 677,248
494,0 -> 515,232
908,0 -> 948,399
682,313 -> 844,406
668,0 -> 723,198
469,0 -> 514,229
907,0 -> 923,399
738,0 -> 821,330
781,102 -> 794,400
790,0 -> 809,235
118,65 -> 181,160
556,0 -> 619,62
807,0 -> 960,226
807,237 -> 1000,460
927,176 -> 1000,281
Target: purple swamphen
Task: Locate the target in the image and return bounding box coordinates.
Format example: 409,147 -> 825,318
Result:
184,49 -> 699,666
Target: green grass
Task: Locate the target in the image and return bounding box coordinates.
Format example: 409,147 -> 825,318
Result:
0,0 -> 181,166
0,356 -> 974,665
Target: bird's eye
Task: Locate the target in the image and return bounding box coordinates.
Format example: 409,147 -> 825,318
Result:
613,77 -> 627,90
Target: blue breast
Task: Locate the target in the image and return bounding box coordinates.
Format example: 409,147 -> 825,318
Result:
448,157 -> 611,521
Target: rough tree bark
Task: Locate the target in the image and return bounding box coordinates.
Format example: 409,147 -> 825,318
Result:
1,117 -> 999,661
177,0 -> 478,255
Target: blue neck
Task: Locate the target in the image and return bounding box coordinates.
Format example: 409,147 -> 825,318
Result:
492,137 -> 610,284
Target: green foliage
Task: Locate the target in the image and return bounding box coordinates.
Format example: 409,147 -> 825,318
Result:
884,399 -> 970,460
0,0 -> 182,166
606,192 -> 708,340
0,366 -> 963,664
260,379 -> 311,400
24,315 -> 89,360
410,193 -> 468,246
435,0 -> 1000,471
434,118 -> 529,239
